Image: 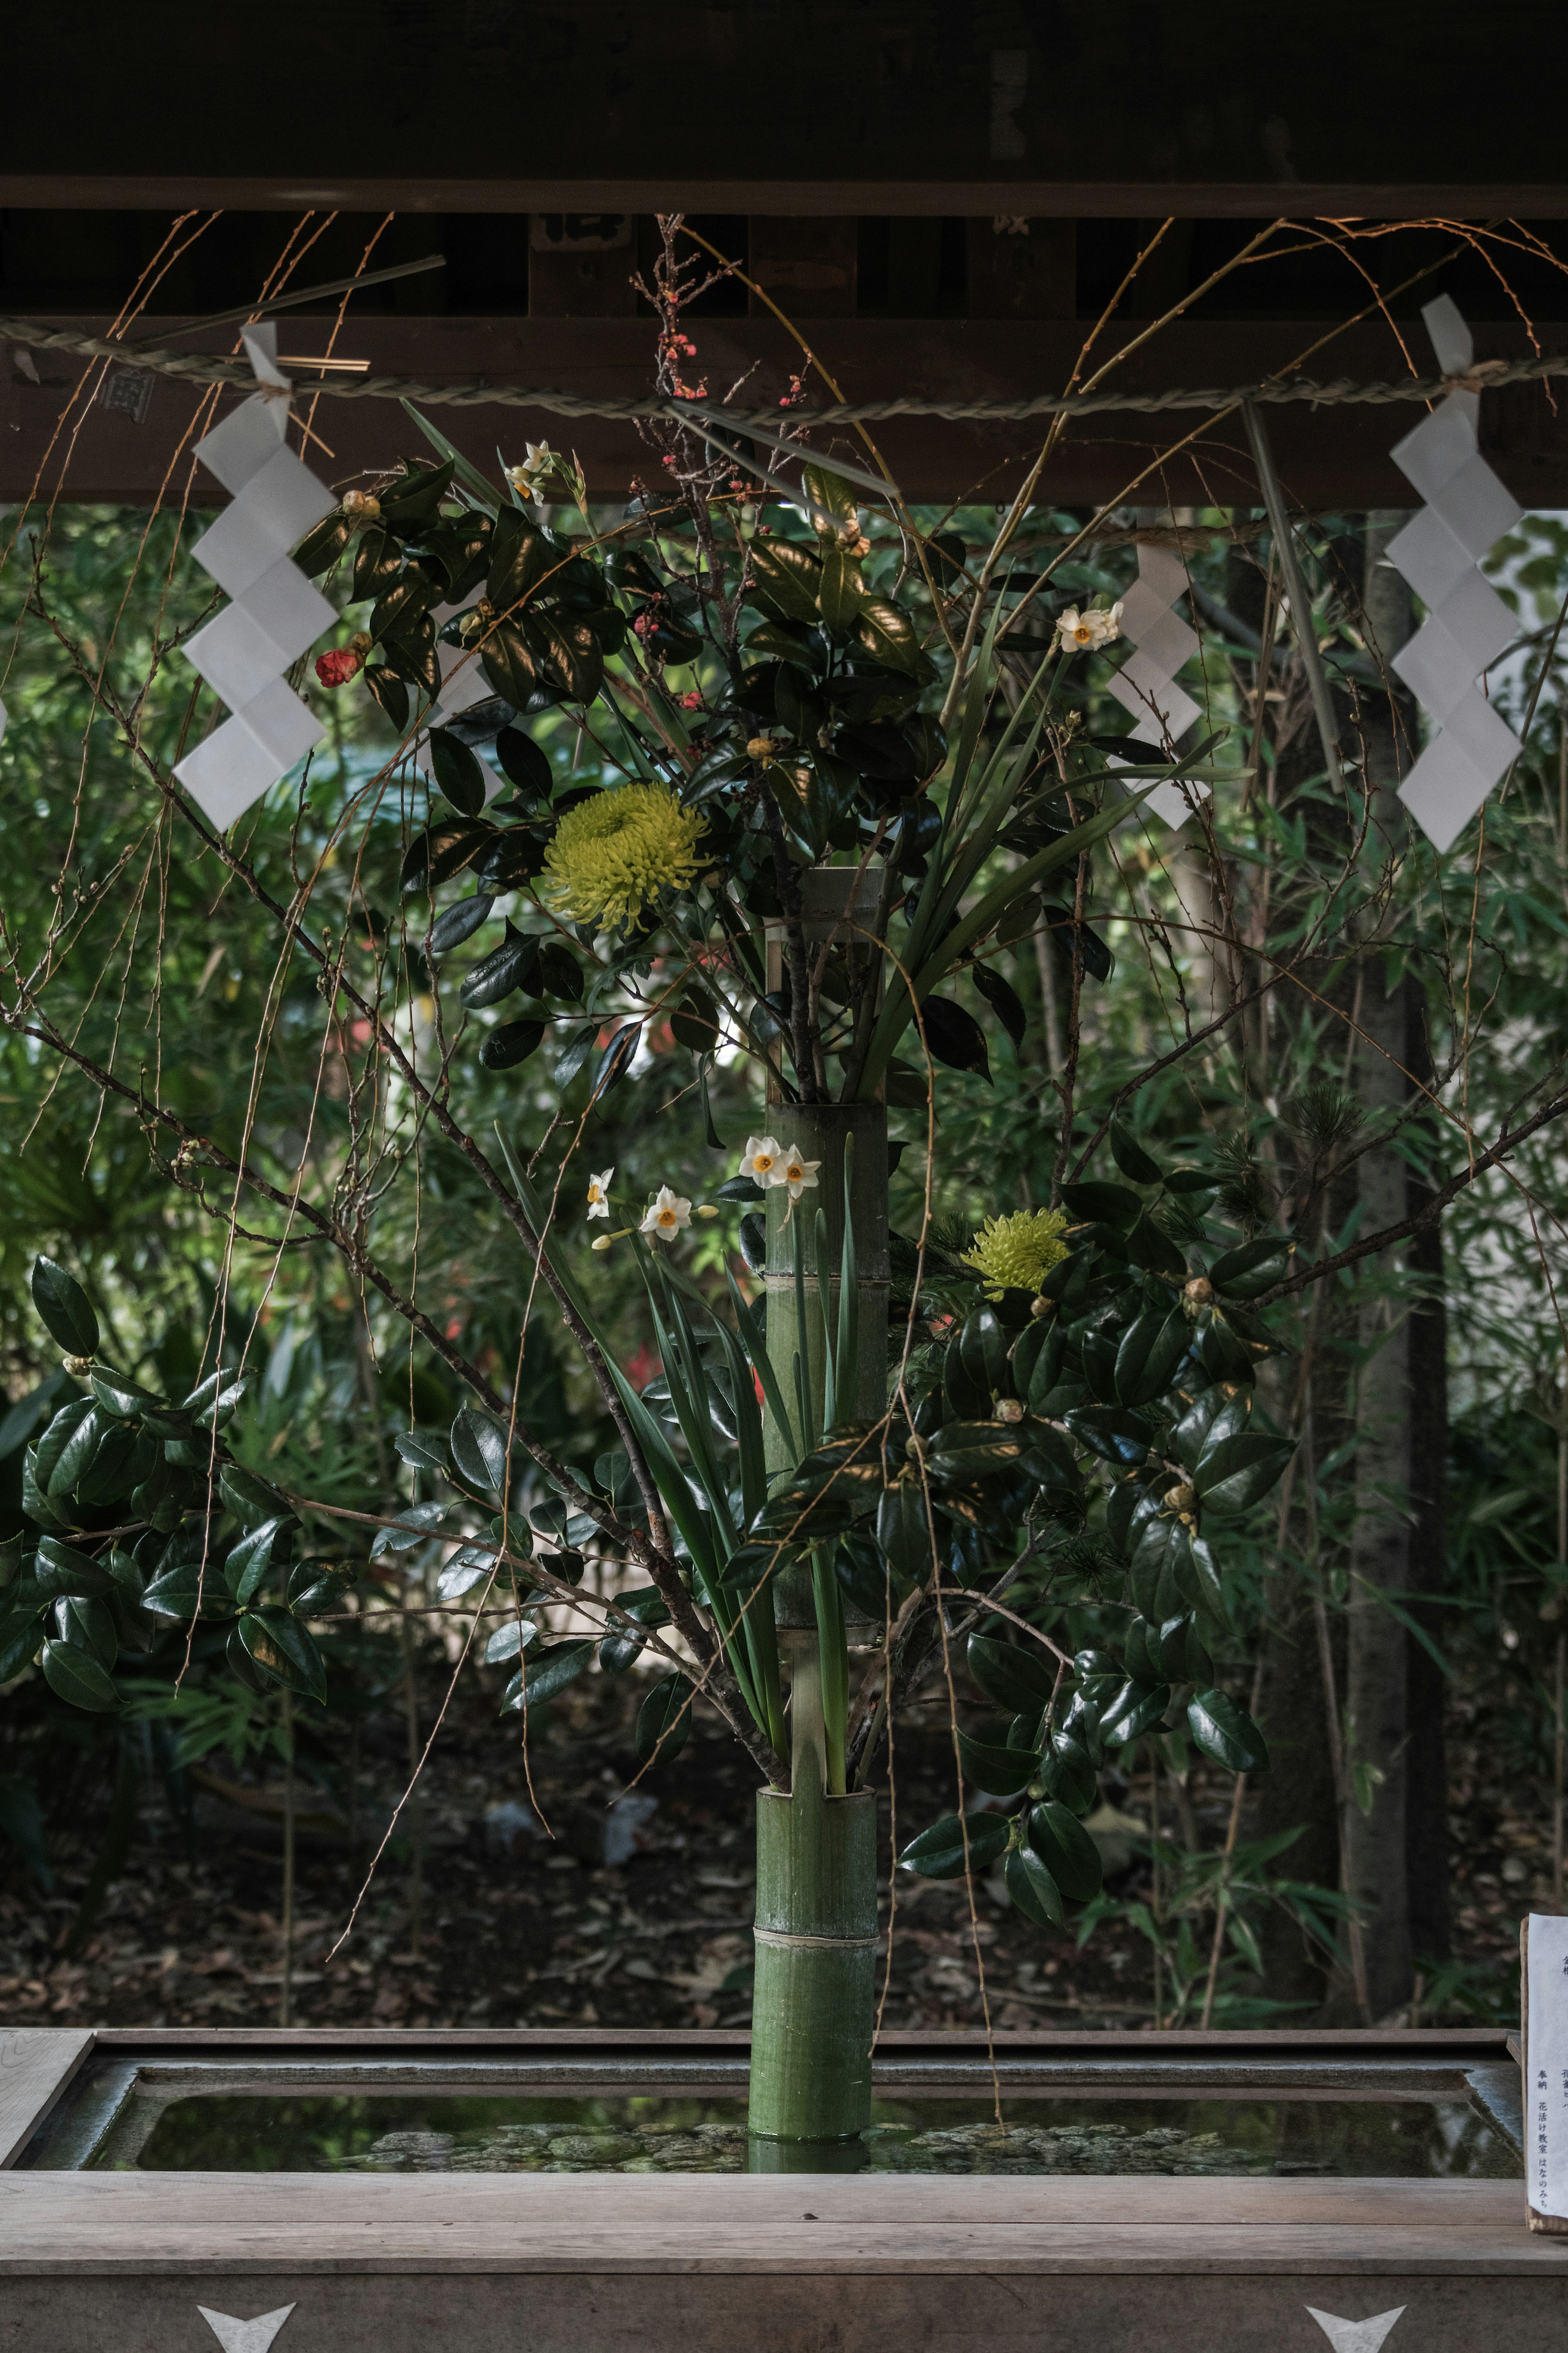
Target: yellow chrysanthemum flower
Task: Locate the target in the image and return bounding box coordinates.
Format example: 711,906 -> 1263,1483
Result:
962,1207 -> 1071,1298
541,784 -> 708,932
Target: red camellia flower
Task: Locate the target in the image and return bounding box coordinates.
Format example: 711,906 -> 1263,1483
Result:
315,646 -> 363,689
677,690 -> 702,710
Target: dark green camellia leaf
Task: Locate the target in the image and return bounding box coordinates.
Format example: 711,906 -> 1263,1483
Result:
1166,1167 -> 1218,1195
967,1631 -> 1056,1717
1080,1332 -> 1118,1403
919,995 -> 991,1084
1063,1405 -> 1152,1467
1038,1731 -> 1098,1815
671,985 -> 722,1053
362,663 -> 411,733
715,1539 -> 784,1592
141,1559 -> 231,1620
54,1594 -> 117,1670
450,1406 -> 514,1492
1029,1798 -> 1103,1900
35,1536 -> 117,1601
1192,1432 -> 1294,1514
494,726 -> 554,803
738,1212 -> 767,1273
501,1636 -> 595,1715
294,511 -> 354,577
46,1406 -> 106,1498
958,1307 -> 1011,1398
461,920 -> 539,1010
599,1588 -> 671,1674
716,1174 -> 766,1203
41,1637 -> 119,1712
1171,1385 -> 1229,1471
929,1421 -> 1033,1484
1188,1686 -> 1270,1773
1122,1616 -> 1163,1686
430,728 -> 490,817
1099,1678 -> 1172,1747
218,1464 -> 286,1528
834,1530 -> 901,1618
537,942 -> 584,1002
1125,1212 -> 1187,1282
1058,1181 -> 1140,1232
856,595 -> 921,676
401,819 -> 489,897
226,1623 -> 271,1695
74,1421 -> 141,1506
479,1018 -> 547,1071
394,1427 -> 452,1474
898,1810 -> 1012,1879
436,1546 -> 499,1602
970,964 -> 1028,1051
635,1672 -> 694,1764
0,1617 -> 45,1680
236,1606 -> 328,1705
89,1366 -> 164,1422
480,621 -> 541,710
485,1616 -> 538,1666
370,1500 -> 449,1557
1207,1236 -> 1295,1298
877,1475 -> 938,1584
1005,1840 -> 1065,1926
429,893 -> 495,955
749,539 -> 823,622
31,1256 -> 100,1358
956,1726 -> 1038,1795
1176,1532 -> 1228,1628
1115,1309 -> 1190,1407
1109,1123 -> 1163,1185
555,1022 -> 599,1088
590,1022 -> 642,1104
225,1517 -> 287,1606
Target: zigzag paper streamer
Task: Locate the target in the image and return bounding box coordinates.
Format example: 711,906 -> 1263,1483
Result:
175,326 -> 335,830
1387,296 -> 1523,853
1106,544 -> 1206,828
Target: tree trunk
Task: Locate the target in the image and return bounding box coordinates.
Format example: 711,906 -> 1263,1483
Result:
1342,513 -> 1417,2019
749,871 -> 889,2146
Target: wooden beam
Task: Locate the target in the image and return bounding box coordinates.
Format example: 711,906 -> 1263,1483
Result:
0,2030 -> 94,2170
748,219 -> 858,318
3,316 -> 1565,507
2,178 -> 1567,219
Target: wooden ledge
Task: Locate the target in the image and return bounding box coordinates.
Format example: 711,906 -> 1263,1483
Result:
2,2172 -> 1561,2277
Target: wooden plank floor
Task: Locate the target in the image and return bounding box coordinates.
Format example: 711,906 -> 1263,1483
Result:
3,2172 -> 1564,2275
0,2030 -> 95,2169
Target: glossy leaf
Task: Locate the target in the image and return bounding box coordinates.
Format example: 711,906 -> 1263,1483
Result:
956,1726 -> 1038,1795
31,1256 -> 99,1358
1192,1432 -> 1294,1514
450,1406 -> 514,1493
41,1637 -> 118,1712
898,1810 -> 1011,1880
1058,1181 -> 1140,1232
1004,1840 -> 1065,1926
478,1018 -> 546,1071
635,1672 -> 694,1764
1063,1405 -> 1152,1468
1188,1686 -> 1270,1773
919,995 -> 991,1084
236,1606 -> 328,1705
1028,1798 -> 1104,1900
1108,1123 -> 1163,1185
501,1636 -> 594,1714
430,728 -> 490,817
967,1631 -> 1056,1717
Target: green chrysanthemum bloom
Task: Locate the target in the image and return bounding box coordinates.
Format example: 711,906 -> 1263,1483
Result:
962,1207 -> 1071,1298
541,784 -> 708,931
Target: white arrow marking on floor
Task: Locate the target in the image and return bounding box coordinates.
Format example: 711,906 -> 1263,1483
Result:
196,2303 -> 297,2352
1304,2304 -> 1406,2352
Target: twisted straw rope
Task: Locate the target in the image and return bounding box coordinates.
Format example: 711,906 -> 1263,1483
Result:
4,314 -> 1564,423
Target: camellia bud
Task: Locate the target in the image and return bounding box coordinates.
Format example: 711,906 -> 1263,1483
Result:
342,490 -> 381,524
904,1433 -> 926,1463
996,1397 -> 1025,1425
62,1354 -> 94,1378
1167,1482 -> 1196,1515
315,646 -> 364,689
1029,1294 -> 1053,1318
1184,1276 -> 1213,1305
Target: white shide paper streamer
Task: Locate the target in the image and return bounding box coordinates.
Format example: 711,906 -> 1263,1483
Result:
1387,297 -> 1524,855
1528,1910 -> 1568,2219
1106,544 -> 1207,829
175,326 -> 335,831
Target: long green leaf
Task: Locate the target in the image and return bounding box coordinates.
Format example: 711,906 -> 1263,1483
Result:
725,1268 -> 800,1470
401,399 -> 502,514
835,1132 -> 860,1423
855,787 -> 1152,1100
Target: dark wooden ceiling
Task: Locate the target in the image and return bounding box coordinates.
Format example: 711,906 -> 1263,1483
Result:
4,3 -> 1566,503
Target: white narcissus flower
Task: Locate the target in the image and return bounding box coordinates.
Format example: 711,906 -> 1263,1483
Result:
779,1144 -> 822,1201
1055,602 -> 1124,654
585,1167 -> 614,1221
640,1186 -> 693,1242
740,1134 -> 785,1186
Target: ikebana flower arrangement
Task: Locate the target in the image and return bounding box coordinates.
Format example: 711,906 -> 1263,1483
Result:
1,268 -> 1288,2148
